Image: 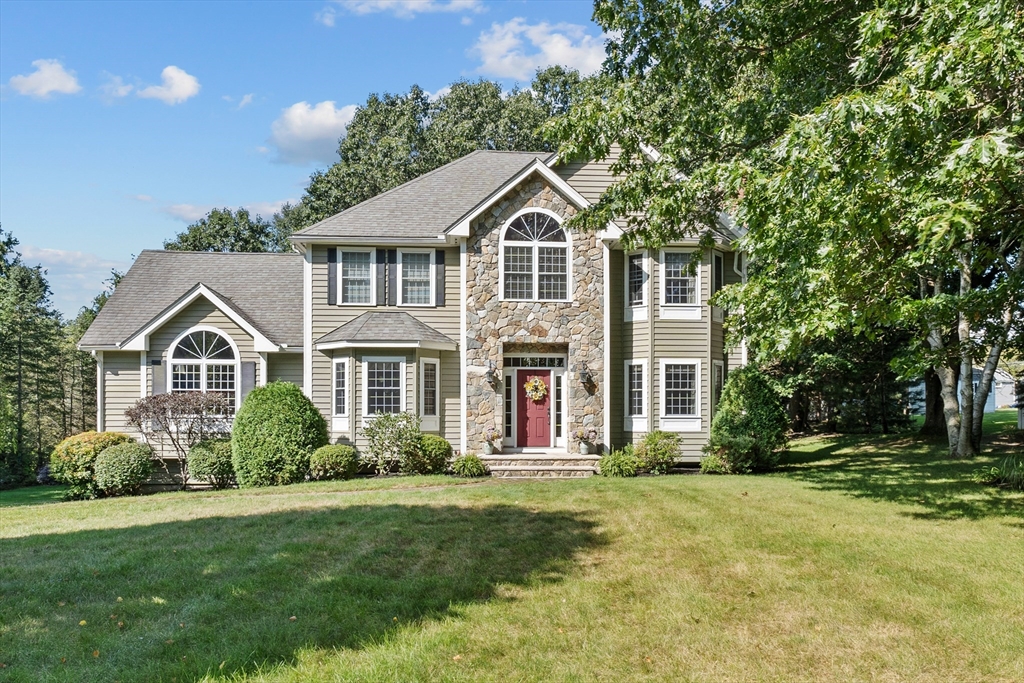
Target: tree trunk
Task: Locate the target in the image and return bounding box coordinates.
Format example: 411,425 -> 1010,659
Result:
920,367 -> 947,437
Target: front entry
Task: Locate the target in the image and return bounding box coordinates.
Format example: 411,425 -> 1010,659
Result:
517,370 -> 552,447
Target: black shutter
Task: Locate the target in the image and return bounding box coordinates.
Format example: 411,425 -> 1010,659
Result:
387,249 -> 397,306
435,249 -> 445,306
152,360 -> 165,395
375,249 -> 386,305
327,248 -> 338,306
240,361 -> 257,403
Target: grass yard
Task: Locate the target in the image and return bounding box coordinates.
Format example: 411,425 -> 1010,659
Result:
1,411 -> 1021,682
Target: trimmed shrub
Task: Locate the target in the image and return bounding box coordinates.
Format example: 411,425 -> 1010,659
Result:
451,453 -> 488,478
699,451 -> 731,474
50,431 -> 133,500
403,434 -> 452,475
703,366 -> 789,473
188,439 -> 235,489
360,412 -> 421,475
231,381 -> 329,488
599,445 -> 639,477
94,442 -> 153,496
310,444 -> 359,481
635,431 -> 679,475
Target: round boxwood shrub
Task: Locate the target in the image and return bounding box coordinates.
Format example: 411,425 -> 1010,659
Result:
188,438 -> 235,489
94,442 -> 153,496
402,434 -> 452,475
50,431 -> 133,500
635,431 -> 679,475
310,444 -> 359,481
451,453 -> 488,478
231,381 -> 328,487
703,366 -> 788,473
599,446 -> 639,477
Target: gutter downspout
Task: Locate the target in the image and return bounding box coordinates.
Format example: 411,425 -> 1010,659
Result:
603,240 -> 612,452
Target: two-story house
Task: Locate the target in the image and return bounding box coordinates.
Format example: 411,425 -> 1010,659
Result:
79,149 -> 745,476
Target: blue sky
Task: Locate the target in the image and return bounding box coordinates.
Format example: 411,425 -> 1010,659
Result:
0,0 -> 605,316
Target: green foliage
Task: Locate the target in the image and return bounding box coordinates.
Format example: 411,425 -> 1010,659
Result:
188,438 -> 235,489
49,431 -> 132,499
699,451 -> 732,475
450,453 -> 488,478
94,442 -> 153,497
635,432 -> 679,475
599,445 -> 639,477
971,456 -> 1024,491
231,382 -> 328,488
704,367 -> 789,474
309,444 -> 359,481
360,412 -> 421,476
164,207 -> 288,253
403,434 -> 452,475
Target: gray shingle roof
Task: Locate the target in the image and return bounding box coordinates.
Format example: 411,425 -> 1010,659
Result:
292,150 -> 551,240
79,250 -> 303,348
315,311 -> 456,348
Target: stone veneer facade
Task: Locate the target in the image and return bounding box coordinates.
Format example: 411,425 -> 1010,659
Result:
464,176 -> 605,453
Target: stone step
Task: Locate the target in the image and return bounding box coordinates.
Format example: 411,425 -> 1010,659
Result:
483,458 -> 600,468
490,467 -> 595,479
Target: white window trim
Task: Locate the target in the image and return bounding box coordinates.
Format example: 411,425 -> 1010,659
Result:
397,249 -> 435,307
659,249 -> 701,320
624,359 -> 648,432
337,249 -> 376,307
165,325 -> 242,412
498,207 -> 573,303
659,358 -> 702,432
361,355 -> 406,424
332,356 -> 350,433
419,358 -> 440,432
624,250 -> 648,322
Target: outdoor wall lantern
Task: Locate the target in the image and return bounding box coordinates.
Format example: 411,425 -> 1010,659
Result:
578,362 -> 594,387
484,360 -> 498,387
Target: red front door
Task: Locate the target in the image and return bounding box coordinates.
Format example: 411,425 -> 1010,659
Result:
517,370 -> 552,447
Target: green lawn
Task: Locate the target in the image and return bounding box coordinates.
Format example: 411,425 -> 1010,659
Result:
1,411 -> 1021,682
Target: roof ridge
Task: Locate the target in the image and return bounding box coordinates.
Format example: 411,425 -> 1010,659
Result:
139,249 -> 299,256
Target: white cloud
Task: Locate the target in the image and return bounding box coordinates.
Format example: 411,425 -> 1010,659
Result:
315,6 -> 337,26
8,59 -> 82,98
246,199 -> 296,217
137,66 -> 200,105
237,93 -> 254,109
19,245 -> 130,316
268,100 -> 357,165
461,15 -> 472,26
338,0 -> 482,19
471,18 -> 606,81
162,203 -> 214,222
99,73 -> 133,101
425,85 -> 451,102
132,194 -> 153,202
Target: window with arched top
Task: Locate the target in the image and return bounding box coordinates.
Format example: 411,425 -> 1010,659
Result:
169,329 -> 238,407
500,211 -> 570,301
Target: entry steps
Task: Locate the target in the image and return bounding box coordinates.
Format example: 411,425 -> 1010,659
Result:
480,452 -> 600,478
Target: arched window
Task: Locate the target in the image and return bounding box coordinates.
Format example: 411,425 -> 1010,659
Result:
500,211 -> 569,301
169,329 -> 238,407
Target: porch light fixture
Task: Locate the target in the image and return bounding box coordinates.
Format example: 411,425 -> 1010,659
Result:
578,362 -> 593,387
484,361 -> 498,387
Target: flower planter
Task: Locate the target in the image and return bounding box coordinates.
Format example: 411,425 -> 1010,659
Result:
579,442 -> 590,455
483,441 -> 494,455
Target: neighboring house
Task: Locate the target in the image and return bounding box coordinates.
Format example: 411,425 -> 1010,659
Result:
79,149 -> 745,476
908,368 -> 1018,415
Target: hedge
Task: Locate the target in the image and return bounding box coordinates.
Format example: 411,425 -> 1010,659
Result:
94,442 -> 153,496
50,431 -> 133,500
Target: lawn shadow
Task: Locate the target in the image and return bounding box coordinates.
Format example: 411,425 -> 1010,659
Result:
778,429 -> 1024,523
0,503 -> 603,682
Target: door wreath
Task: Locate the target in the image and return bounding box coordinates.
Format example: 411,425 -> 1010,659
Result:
523,377 -> 548,402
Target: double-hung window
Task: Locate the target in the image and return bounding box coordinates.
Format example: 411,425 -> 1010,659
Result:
660,359 -> 701,431
661,250 -> 700,320
419,359 -> 439,431
364,357 -> 403,417
712,252 -> 725,322
340,251 -> 373,304
624,360 -> 648,432
169,329 -> 238,411
625,251 -> 648,321
332,356 -> 351,432
501,211 -> 569,302
399,251 -> 433,306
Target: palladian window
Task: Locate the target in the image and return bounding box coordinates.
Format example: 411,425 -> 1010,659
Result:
501,212 -> 569,301
170,330 -> 237,407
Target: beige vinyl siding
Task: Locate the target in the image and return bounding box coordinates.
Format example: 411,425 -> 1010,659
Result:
267,352 -> 303,388
103,351 -> 141,433
554,146 -> 621,204
149,298 -> 259,370
311,245 -> 461,449
650,249 -> 712,460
